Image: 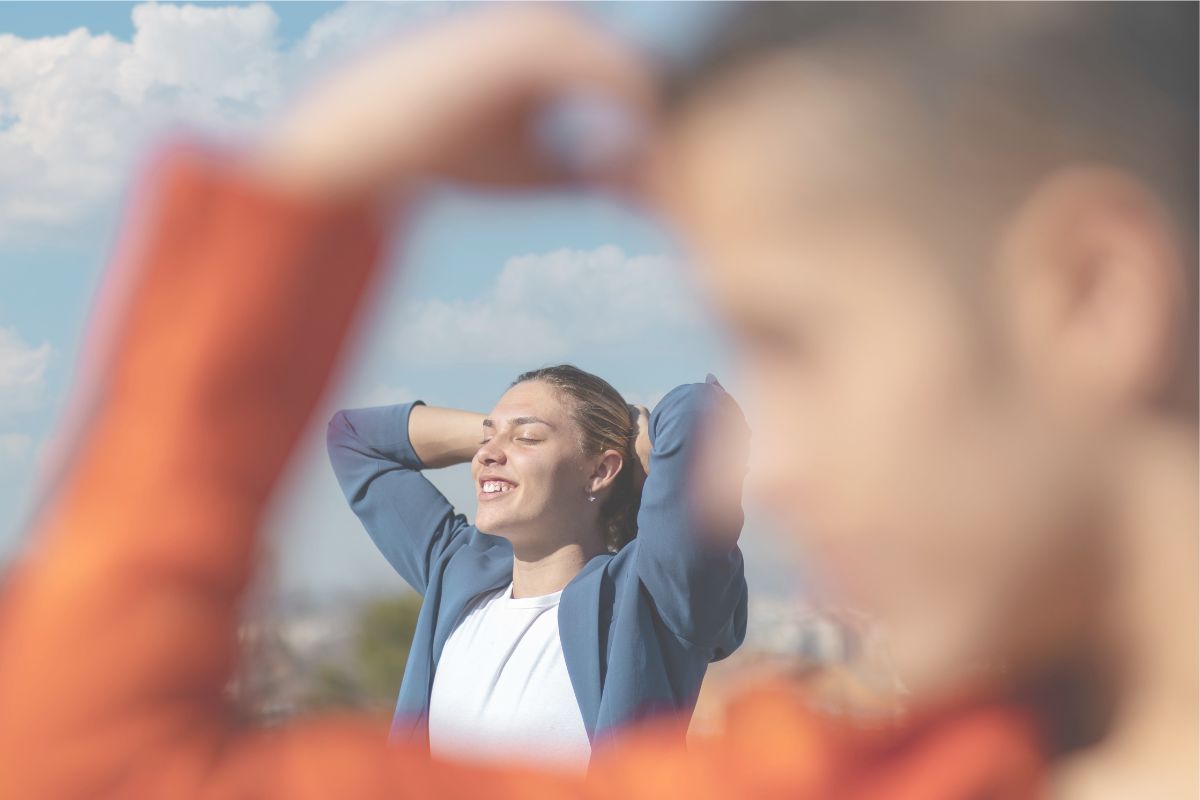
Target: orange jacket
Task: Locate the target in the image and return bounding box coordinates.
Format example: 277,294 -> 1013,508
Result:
0,140 -> 1045,800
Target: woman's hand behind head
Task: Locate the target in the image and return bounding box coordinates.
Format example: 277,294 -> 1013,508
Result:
629,404 -> 651,484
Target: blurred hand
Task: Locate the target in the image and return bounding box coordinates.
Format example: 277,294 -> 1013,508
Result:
252,8 -> 654,202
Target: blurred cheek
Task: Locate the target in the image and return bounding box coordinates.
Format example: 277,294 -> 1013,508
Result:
844,408 -> 1099,691
880,518 -> 1084,695
732,355 -> 807,498
740,353 -> 881,558
740,302 -> 1031,635
743,374 -> 815,525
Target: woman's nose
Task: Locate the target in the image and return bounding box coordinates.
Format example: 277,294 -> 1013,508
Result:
476,441 -> 506,466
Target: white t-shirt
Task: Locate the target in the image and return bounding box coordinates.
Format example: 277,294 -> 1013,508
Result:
427,582 -> 592,771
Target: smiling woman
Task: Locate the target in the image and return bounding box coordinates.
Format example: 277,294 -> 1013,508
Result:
325,364 -> 748,771
483,365 -> 645,554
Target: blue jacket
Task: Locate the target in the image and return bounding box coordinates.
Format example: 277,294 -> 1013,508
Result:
326,376 -> 748,757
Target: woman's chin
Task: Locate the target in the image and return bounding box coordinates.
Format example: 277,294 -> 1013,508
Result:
474,511 -> 511,537
474,515 -> 535,548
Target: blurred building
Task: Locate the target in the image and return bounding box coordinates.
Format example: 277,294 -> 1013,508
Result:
230,590 -> 899,735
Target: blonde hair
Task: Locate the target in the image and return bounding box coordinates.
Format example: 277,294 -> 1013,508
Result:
512,365 -> 641,551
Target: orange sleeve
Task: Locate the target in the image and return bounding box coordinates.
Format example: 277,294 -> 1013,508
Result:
0,137 -> 534,799
0,136 -> 1044,800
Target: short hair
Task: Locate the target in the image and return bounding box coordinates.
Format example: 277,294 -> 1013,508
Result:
664,1 -> 1198,412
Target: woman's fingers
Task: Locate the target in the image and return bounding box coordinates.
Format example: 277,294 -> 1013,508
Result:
632,405 -> 652,475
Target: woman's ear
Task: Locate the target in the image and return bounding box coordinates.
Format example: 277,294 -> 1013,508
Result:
589,449 -> 625,494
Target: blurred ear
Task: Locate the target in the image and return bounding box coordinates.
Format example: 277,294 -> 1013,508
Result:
998,166 -> 1185,416
589,450 -> 624,494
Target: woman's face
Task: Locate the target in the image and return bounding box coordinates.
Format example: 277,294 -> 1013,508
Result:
471,380 -> 598,551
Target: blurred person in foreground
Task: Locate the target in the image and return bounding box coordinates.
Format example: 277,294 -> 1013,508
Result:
0,3 -> 1193,799
654,5 -> 1197,797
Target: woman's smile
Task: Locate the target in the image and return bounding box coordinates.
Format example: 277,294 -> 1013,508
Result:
479,476 -> 519,500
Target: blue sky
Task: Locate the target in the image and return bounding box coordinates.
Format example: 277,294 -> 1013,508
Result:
0,2 -> 800,600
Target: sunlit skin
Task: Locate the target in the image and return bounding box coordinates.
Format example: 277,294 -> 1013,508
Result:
654,53 -> 1196,795
407,379 -> 645,597
470,380 -> 621,558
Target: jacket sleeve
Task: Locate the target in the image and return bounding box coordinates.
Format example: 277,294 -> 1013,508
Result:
633,375 -> 749,657
328,402 -> 471,596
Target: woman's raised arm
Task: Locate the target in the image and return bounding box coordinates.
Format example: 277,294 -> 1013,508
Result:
327,403 -> 484,593
407,405 -> 488,468
632,377 -> 750,656
327,402 -> 479,595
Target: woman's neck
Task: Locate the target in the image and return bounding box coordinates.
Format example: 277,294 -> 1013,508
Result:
510,538 -> 608,598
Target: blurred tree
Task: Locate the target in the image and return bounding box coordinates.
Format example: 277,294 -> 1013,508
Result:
306,593 -> 422,713
354,593 -> 423,705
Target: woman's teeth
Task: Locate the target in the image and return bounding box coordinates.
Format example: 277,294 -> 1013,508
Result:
482,481 -> 515,494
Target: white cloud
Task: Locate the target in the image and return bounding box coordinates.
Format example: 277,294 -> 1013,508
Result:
293,1 -> 457,67
0,2 -> 284,240
0,1 -> 473,242
0,327 -> 51,415
123,2 -> 282,104
394,245 -> 703,366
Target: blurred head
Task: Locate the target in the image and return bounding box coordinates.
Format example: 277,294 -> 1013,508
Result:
655,3 -> 1197,695
471,364 -> 640,555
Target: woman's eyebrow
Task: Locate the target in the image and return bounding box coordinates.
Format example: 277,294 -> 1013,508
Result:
513,416 -> 554,428
481,416 -> 555,429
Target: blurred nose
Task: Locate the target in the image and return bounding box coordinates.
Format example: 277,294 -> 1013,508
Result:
746,465 -> 786,515
746,440 -> 814,530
